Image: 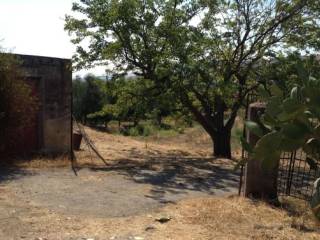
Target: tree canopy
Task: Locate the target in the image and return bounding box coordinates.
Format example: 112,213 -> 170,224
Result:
73,73 -> 181,133
65,0 -> 320,158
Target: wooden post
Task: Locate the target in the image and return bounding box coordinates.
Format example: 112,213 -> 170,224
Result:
243,102 -> 279,202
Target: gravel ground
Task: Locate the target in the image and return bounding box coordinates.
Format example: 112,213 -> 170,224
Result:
0,127 -> 240,239
0,158 -> 239,219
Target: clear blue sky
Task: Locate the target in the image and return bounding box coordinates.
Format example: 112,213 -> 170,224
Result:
0,0 -> 105,76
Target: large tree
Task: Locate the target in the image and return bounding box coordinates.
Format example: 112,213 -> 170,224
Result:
65,0 -> 318,158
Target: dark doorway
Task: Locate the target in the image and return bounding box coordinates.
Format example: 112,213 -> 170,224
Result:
17,77 -> 42,154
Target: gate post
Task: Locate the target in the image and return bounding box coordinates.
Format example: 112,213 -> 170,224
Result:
243,102 -> 279,202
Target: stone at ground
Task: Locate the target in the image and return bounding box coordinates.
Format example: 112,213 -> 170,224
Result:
155,216 -> 172,223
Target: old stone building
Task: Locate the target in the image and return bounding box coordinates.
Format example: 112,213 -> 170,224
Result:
16,54 -> 72,154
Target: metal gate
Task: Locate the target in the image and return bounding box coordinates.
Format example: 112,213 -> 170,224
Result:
278,150 -> 320,200
239,94 -> 320,201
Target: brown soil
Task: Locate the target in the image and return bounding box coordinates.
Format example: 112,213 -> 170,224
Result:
0,126 -> 319,239
76,126 -> 214,165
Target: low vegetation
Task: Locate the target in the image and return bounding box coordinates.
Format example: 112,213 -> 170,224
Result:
242,62 -> 320,220
72,74 -> 193,135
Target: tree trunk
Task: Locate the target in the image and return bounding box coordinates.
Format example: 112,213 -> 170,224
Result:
118,120 -> 121,131
179,93 -> 234,159
156,114 -> 162,126
212,127 -> 232,159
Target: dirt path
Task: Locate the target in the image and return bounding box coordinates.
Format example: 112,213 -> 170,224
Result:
1,159 -> 238,218
0,127 -> 240,239
0,128 -> 318,239
1,180 -> 318,240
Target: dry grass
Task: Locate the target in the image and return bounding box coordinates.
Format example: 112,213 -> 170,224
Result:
2,126 -> 319,239
73,125 -> 216,167
1,125 -> 228,169
173,197 -> 320,240
9,196 -> 319,240
4,154 -> 71,169
16,154 -> 71,169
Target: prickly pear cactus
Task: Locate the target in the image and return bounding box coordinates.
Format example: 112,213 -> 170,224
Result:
244,75 -> 320,169
311,178 -> 320,220
241,64 -> 320,219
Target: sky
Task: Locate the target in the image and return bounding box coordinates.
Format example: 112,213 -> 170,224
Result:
0,0 -> 105,76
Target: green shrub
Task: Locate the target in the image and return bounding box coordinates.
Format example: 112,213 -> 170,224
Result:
142,124 -> 154,136
241,64 -> 320,220
175,127 -> 185,134
127,126 -> 140,136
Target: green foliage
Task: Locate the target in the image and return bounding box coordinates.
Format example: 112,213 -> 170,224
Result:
82,74 -> 105,122
249,73 -> 320,168
73,73 -> 182,134
311,179 -> 320,220
72,75 -> 87,120
253,132 -> 282,169
240,136 -> 253,154
65,0 -> 319,157
119,121 -> 179,137
243,63 -> 320,220
72,74 -> 105,123
245,121 -> 264,138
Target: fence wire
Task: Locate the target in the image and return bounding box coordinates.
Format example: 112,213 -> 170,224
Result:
239,93 -> 320,201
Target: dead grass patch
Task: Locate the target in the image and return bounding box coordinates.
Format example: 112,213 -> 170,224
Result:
2,126 -> 318,239
14,196 -> 318,240
7,154 -> 71,169
172,196 -> 320,240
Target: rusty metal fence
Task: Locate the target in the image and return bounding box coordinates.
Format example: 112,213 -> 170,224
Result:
239,94 -> 320,201
277,147 -> 320,200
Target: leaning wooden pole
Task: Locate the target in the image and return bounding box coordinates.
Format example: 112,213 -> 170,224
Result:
70,85 -> 78,176
73,118 -> 109,166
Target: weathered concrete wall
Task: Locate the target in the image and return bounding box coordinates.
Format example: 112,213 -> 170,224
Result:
17,54 -> 72,154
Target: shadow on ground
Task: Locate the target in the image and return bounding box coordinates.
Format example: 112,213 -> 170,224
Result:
0,154 -> 240,218
88,156 -> 240,203
0,167 -> 35,183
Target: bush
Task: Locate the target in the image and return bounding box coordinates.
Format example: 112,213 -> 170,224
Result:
127,126 -> 141,136
175,127 -> 185,134
123,124 -> 153,137
118,119 -> 192,137
141,124 -> 154,136
0,52 -> 38,155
